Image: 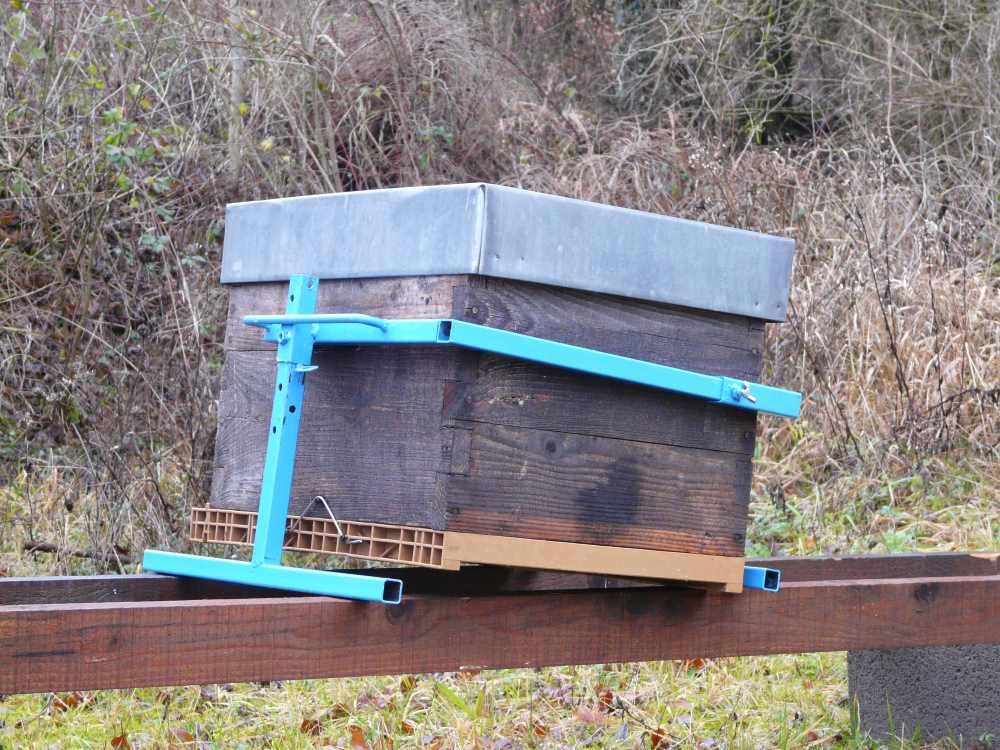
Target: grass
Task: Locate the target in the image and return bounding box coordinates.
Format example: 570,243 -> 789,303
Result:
0,655 -> 857,749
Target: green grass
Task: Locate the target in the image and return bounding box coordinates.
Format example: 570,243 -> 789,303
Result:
3,656 -> 860,749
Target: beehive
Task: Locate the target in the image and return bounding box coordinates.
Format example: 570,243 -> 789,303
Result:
196,184 -> 795,591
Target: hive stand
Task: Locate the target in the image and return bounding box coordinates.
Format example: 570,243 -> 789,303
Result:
144,275 -> 798,601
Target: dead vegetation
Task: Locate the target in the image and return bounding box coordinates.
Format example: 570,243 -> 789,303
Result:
0,0 -> 997,574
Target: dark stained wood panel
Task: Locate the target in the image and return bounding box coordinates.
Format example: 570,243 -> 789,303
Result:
212,347 -> 458,527
225,276 -> 463,351
211,274 -> 766,562
460,277 -> 764,380
444,357 -> 757,455
444,422 -> 751,556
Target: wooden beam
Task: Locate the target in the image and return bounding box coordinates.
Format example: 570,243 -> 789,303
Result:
766,551 -> 1000,583
2,573 -> 1000,694
1,552 -> 998,605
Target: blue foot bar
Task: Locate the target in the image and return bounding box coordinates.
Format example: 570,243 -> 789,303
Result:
142,550 -> 403,603
743,566 -> 782,592
145,275 -> 797,601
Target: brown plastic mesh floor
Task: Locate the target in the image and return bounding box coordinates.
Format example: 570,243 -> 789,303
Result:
189,506 -> 450,568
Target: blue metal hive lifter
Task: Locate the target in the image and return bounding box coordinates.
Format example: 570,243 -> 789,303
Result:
143,275 -> 801,602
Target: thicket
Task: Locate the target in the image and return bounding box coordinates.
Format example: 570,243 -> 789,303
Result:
1,0 -> 997,570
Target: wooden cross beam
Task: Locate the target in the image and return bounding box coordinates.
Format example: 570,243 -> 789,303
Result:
2,553 -> 998,695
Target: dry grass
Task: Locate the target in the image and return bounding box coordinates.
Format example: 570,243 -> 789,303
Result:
0,658 -> 859,749
1,0 -> 999,747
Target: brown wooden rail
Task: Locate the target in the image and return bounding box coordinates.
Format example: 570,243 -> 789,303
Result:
2,553 -> 998,695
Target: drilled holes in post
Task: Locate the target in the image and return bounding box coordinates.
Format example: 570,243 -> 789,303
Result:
289,405 -> 296,413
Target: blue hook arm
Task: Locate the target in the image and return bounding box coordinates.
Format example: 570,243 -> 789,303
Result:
244,313 -> 390,331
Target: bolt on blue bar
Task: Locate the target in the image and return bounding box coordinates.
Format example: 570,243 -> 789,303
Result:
743,565 -> 781,592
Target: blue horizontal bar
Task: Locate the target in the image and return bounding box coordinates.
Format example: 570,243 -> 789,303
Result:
245,313 -> 801,418
244,313 -> 390,331
448,320 -> 723,404
142,550 -> 402,603
254,319 -> 446,347
743,565 -> 781,592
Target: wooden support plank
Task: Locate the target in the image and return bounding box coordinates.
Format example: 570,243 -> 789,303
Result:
6,553 -> 999,603
2,553 -> 997,605
2,574 -> 1000,694
441,532 -> 745,591
0,575 -> 287,605
769,551 -> 1000,583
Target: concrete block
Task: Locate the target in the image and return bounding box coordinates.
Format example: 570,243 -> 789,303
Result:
849,646 -> 1000,743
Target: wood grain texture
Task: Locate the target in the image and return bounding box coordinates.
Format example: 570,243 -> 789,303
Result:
444,422 -> 751,555
4,574 -> 1000,694
212,348 -> 456,526
443,532 -> 746,587
449,278 -> 760,555
443,358 -> 757,454
770,551 -> 1000,583
214,277 -> 476,523
212,275 -> 766,560
0,575 -> 288,605
2,552 -> 996,605
225,276 -> 462,351
459,277 -> 764,379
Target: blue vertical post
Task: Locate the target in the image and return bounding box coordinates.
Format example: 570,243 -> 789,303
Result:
144,274 -> 402,602
252,275 -> 318,566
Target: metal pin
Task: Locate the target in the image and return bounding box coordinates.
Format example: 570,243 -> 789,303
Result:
310,495 -> 363,545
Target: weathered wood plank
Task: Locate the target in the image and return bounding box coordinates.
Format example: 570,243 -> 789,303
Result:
443,532 -> 746,589
214,278 -> 476,520
771,551 -> 1000,583
2,553 -> 996,605
212,348 -> 456,526
4,574 -> 1000,694
224,276 -> 463,351
460,277 -> 764,379
0,575 -> 287,605
444,423 -> 750,555
444,357 -> 757,455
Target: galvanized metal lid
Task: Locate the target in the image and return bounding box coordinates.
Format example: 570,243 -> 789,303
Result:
222,183 -> 795,321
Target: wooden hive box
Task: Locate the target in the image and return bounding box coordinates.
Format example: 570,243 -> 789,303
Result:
196,184 -> 796,591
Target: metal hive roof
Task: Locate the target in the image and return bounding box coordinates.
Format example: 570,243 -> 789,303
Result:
222,183 -> 795,321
